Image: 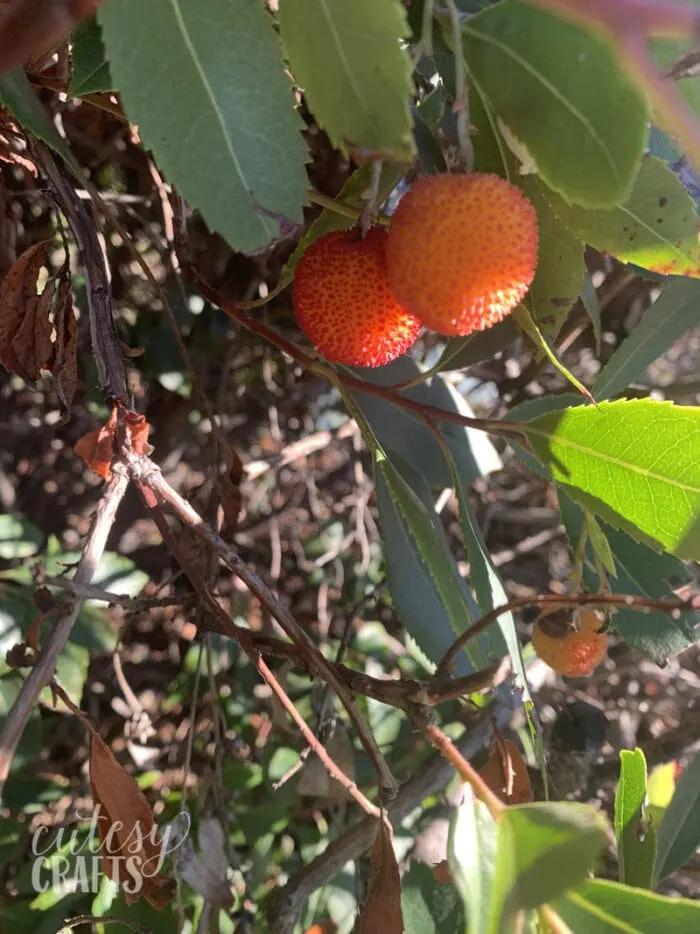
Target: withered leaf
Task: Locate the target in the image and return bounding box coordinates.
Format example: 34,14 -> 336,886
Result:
74,407 -> 118,480
0,240 -> 50,380
356,819 -> 404,934
125,410 -> 152,455
89,728 -> 173,910
53,273 -> 78,413
478,737 -> 533,806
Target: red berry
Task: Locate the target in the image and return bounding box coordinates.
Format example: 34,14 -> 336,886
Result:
292,227 -> 421,367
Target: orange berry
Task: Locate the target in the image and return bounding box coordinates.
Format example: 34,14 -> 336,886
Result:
532,609 -> 607,678
386,173 -> 538,336
292,227 -> 421,367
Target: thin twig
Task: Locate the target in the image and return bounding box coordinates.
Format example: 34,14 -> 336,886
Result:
130,471 -> 388,812
269,698 -> 517,934
437,591 -> 699,676
0,469 -> 129,796
130,453 -> 400,798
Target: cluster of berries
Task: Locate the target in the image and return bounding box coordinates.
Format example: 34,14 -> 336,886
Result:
292,172 -> 539,367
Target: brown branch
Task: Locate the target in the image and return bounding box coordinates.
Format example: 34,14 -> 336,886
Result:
411,713 -> 504,820
269,697 -> 517,934
31,141 -> 128,402
0,468 -> 129,796
436,591 -> 699,676
130,458 -> 399,799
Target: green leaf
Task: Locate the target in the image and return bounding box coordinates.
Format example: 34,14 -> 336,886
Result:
437,435 -> 527,694
437,320 -> 518,373
0,515 -> 42,560
99,0 -> 309,253
523,399 -> 700,560
520,175 -> 586,341
545,156 -> 700,277
512,305 -> 591,400
554,878 -> 700,933
615,749 -> 656,889
351,357 -> 502,491
281,163 -> 403,291
655,751 -> 700,882
278,0 -> 415,162
558,492 -> 696,663
646,761 -> 677,830
0,69 -> 83,177
582,274 -> 602,356
459,0 -> 648,206
488,802 -> 608,929
69,17 -> 112,95
375,458 -> 489,674
448,783 -> 498,934
593,277 -> 700,400
402,861 -> 465,934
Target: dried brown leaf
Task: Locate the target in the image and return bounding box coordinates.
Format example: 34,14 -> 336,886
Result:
0,240 -> 50,380
74,407 -> 118,480
11,273 -> 54,379
478,738 -> 533,805
356,820 -> 404,934
89,728 -> 173,909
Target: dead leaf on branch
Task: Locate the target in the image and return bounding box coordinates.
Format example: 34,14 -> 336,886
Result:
0,240 -> 79,413
478,736 -> 533,806
74,408 -> 151,480
89,726 -> 173,909
356,819 -> 404,934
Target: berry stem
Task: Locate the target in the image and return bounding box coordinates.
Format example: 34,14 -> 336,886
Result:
307,188 -> 390,226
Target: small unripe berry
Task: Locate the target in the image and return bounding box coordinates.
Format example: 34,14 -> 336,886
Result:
386,173 -> 538,336
292,227 -> 421,367
532,608 -> 607,678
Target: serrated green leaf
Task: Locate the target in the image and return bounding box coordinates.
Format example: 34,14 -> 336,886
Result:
615,749 -> 656,889
375,457 -> 490,673
546,156 -> 700,277
99,0 -> 308,253
520,175 -> 585,341
524,400 -> 700,560
70,17 -> 112,95
558,492 -> 695,663
554,878 -> 700,933
488,802 -> 608,930
448,784 -> 498,934
655,751 -> 700,882
594,277 -> 700,400
457,0 -> 648,206
278,0 -> 415,162
437,434 -> 527,695
0,69 -> 83,178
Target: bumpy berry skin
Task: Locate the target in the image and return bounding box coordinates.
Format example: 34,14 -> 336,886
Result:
292,227 -> 421,367
386,173 -> 539,336
532,609 -> 608,678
